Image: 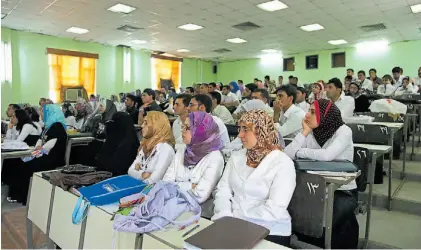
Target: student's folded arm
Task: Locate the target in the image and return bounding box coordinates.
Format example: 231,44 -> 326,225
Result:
162,154 -> 177,182
296,128 -> 351,161
42,138 -> 57,152
190,153 -> 224,204
145,145 -> 175,184
127,155 -> 144,180
5,126 -> 17,140
15,125 -> 32,142
212,156 -> 234,220
275,115 -> 302,138
283,132 -> 308,159
244,162 -> 296,220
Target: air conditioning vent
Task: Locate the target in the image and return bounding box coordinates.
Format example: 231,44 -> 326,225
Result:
117,25 -> 143,32
232,21 -> 261,31
213,48 -> 232,53
360,23 -> 387,32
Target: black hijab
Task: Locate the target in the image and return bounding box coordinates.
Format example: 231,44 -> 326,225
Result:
102,99 -> 117,122
313,99 -> 344,147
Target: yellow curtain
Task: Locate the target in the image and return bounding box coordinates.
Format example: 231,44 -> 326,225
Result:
153,58 -> 180,90
48,54 -> 96,103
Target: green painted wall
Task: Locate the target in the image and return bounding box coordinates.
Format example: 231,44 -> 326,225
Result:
1,27 -> 213,114
216,40 -> 421,84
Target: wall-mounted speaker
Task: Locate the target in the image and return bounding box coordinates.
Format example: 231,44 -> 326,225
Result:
213,65 -> 217,74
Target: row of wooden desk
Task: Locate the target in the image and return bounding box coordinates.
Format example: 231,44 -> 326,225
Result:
25,172 -> 289,249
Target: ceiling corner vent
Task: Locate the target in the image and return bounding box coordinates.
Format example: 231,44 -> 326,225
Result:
213,48 -> 232,53
232,21 -> 261,31
360,23 -> 387,32
117,25 -> 143,32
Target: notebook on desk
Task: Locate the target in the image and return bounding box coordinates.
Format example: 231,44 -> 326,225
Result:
184,217 -> 269,249
294,160 -> 358,173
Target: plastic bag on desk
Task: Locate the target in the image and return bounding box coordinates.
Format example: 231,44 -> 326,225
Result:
369,99 -> 407,114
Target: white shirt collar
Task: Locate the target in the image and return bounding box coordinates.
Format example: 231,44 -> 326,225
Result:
283,104 -> 296,118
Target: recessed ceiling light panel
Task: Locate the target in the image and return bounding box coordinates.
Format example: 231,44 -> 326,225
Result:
66,27 -> 89,34
176,49 -> 190,52
132,40 -> 147,44
257,0 -> 288,12
177,23 -> 203,31
261,49 -> 278,53
328,39 -> 347,45
410,4 -> 421,13
108,3 -> 136,14
300,23 -> 324,32
226,38 -> 247,43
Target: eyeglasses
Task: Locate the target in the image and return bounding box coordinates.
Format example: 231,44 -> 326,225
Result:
188,103 -> 199,107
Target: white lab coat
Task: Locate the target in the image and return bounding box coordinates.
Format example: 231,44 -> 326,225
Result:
128,143 -> 175,184
212,149 -> 296,236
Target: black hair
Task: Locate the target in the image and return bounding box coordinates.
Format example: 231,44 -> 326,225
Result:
288,75 -> 294,79
369,68 -> 377,73
328,77 -> 343,90
201,83 -> 209,87
254,78 -> 258,81
24,107 -> 40,122
382,74 -> 393,82
347,68 -> 354,72
186,87 -> 194,93
15,109 -> 37,132
293,77 -> 298,81
252,88 -> 269,101
9,104 -> 21,110
143,88 -> 156,100
238,80 -> 243,84
279,75 -> 283,79
90,94 -> 96,99
264,75 -> 270,80
245,83 -> 258,93
358,70 -> 366,76
222,85 -> 230,90
192,94 -> 212,113
392,67 -> 401,74
296,87 -> 307,95
209,91 -> 222,105
209,82 -> 217,88
349,82 -> 360,90
345,75 -> 353,81
277,84 -> 297,103
175,94 -> 192,107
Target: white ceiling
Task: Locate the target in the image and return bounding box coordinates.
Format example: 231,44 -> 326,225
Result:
1,0 -> 421,60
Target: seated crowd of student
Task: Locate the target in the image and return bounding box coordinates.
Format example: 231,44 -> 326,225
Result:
2,64 -> 420,248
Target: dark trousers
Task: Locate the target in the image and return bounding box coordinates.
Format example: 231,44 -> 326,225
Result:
295,190 -> 359,249
265,235 -> 291,247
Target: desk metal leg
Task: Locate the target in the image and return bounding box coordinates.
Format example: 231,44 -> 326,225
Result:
418,106 -> 421,145
65,139 -> 73,166
364,152 -> 377,249
134,234 -> 144,249
78,215 -> 88,249
411,114 -> 416,160
46,186 -> 56,249
387,131 -> 394,211
26,178 -> 34,249
325,184 -> 335,249
402,116 -> 408,179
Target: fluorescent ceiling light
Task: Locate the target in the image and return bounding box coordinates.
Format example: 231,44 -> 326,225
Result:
226,38 -> 247,44
410,4 -> 421,13
300,23 -> 324,32
257,0 -> 288,12
261,49 -> 278,53
132,40 -> 147,44
66,27 -> 89,34
356,40 -> 389,53
328,39 -> 348,45
108,3 -> 136,14
177,23 -> 203,31
176,49 -> 190,52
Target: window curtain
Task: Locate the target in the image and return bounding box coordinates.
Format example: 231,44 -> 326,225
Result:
48,54 -> 96,103
152,58 -> 180,90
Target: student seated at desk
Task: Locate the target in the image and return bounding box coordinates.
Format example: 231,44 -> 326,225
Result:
8,104 -> 68,204
128,111 -> 175,184
326,78 -> 355,119
232,83 -> 258,119
96,112 -> 139,176
348,82 -> 370,112
74,98 -> 92,130
163,112 -> 224,207
5,109 -> 42,145
62,102 -> 77,129
284,99 -> 358,249
172,94 -> 192,148
395,76 -> 418,95
213,110 -> 295,247
25,106 -> 44,129
377,74 -> 396,96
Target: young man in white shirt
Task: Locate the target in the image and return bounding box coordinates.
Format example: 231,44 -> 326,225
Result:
392,66 -> 405,88
172,94 -> 192,146
325,77 -> 355,118
188,94 -> 230,148
221,85 -> 239,108
208,82 -> 221,94
357,70 -> 373,91
251,88 -> 274,116
209,91 -> 235,125
413,66 -> 421,88
346,68 -> 357,82
199,83 -> 209,95
296,87 -> 310,112
273,85 -> 306,138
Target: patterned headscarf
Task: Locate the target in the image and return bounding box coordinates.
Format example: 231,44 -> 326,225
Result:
230,81 -> 240,94
140,111 -> 175,157
312,99 -> 344,147
184,112 -> 222,166
313,81 -> 325,100
239,109 -> 281,168
43,104 -> 66,129
75,98 -> 92,121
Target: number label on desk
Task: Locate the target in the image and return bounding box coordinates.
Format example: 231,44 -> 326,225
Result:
397,116 -> 404,122
356,150 -> 367,159
306,182 -> 319,194
408,104 -> 414,110
380,126 -> 389,134
357,125 -> 365,132
377,113 -> 384,118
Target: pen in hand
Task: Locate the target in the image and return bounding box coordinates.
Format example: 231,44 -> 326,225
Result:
182,224 -> 200,238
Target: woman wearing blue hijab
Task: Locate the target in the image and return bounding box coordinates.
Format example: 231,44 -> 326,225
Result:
229,81 -> 242,100
9,104 -> 68,204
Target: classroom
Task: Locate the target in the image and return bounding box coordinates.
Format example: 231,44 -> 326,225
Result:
1,0 -> 421,249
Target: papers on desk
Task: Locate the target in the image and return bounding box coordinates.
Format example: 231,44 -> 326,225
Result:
1,141 -> 30,150
98,202 -> 120,215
